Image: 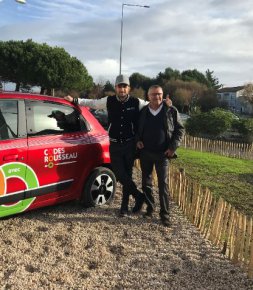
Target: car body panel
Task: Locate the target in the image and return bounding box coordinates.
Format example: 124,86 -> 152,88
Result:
0,92 -> 113,217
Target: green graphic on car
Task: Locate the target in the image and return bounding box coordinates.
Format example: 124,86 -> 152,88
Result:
0,163 -> 38,217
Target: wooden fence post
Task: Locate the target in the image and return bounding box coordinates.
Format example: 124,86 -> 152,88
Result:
182,135 -> 252,160
135,159 -> 253,278
247,217 -> 253,278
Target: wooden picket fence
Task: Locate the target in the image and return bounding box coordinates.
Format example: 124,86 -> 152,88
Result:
182,135 -> 253,160
134,160 -> 253,278
168,165 -> 253,278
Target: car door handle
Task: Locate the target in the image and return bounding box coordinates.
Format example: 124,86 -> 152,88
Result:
3,155 -> 24,161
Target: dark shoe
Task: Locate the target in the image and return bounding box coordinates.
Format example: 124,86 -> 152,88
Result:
119,210 -> 128,217
161,219 -> 171,227
132,194 -> 144,213
143,211 -> 153,219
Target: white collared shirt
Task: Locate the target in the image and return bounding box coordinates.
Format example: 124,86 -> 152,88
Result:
148,103 -> 164,116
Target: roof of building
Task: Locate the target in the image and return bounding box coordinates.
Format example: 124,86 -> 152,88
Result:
217,86 -> 244,93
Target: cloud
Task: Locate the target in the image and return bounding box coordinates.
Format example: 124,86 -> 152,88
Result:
85,59 -> 119,83
0,0 -> 252,86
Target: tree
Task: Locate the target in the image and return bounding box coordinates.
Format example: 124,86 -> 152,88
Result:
34,44 -> 92,94
63,56 -> 93,93
205,69 -> 222,90
197,89 -> 219,112
129,72 -> 152,93
0,40 -> 26,90
181,69 -> 208,86
103,81 -> 114,92
0,39 -> 93,94
155,67 -> 181,86
243,83 -> 253,105
173,88 -> 192,113
103,81 -> 115,96
131,87 -> 146,100
163,79 -> 207,113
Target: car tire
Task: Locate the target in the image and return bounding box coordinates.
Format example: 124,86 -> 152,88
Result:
81,167 -> 116,207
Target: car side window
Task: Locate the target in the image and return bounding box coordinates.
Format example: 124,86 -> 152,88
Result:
26,101 -> 89,136
0,100 -> 18,140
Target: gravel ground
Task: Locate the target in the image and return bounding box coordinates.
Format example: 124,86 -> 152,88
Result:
0,169 -> 253,290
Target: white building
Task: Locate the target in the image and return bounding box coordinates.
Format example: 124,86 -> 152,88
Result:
217,86 -> 253,115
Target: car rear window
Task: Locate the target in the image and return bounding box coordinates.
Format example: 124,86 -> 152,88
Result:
26,101 -> 88,136
0,100 -> 18,140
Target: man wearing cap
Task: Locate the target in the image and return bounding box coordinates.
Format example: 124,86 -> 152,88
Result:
64,74 -> 148,217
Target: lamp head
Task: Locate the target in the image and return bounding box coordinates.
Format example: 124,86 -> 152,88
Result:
15,0 -> 26,4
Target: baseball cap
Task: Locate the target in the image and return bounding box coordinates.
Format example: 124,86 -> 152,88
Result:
115,74 -> 130,86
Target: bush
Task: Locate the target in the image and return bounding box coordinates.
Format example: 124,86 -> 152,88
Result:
236,119 -> 253,142
185,108 -> 235,137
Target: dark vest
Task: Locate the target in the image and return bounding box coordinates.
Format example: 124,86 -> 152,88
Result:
142,108 -> 167,152
107,95 -> 139,142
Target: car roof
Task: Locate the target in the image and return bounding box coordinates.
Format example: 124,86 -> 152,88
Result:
0,91 -> 69,105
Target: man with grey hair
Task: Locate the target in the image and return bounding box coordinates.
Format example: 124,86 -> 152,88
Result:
136,85 -> 185,227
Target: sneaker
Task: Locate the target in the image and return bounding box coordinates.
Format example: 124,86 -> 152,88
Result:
132,194 -> 144,213
143,212 -> 153,219
119,210 -> 128,217
161,219 -> 171,227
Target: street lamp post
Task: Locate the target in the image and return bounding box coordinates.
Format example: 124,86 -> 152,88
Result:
119,3 -> 150,75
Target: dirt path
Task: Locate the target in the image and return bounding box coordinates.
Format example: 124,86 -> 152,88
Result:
0,170 -> 252,289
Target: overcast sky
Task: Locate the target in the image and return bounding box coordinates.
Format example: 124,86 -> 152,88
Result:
0,0 -> 252,87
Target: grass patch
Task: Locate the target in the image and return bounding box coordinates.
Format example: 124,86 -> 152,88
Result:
172,148 -> 253,216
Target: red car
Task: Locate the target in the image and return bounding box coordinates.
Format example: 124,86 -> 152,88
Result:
0,92 -> 116,218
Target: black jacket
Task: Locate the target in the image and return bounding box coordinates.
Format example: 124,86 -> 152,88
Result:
137,102 -> 185,152
107,95 -> 139,142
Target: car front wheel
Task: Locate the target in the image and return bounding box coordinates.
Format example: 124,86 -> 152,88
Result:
81,167 -> 116,207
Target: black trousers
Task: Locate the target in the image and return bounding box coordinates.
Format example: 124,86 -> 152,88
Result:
109,140 -> 139,211
140,150 -> 170,221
